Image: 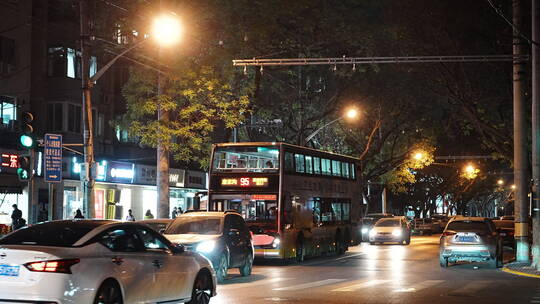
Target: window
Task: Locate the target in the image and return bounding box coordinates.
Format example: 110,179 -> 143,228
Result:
295,154 -> 305,173
212,146 -> 280,172
332,160 -> 342,177
351,163 -> 356,179
136,228 -> 169,251
342,201 -> 351,221
305,155 -> 313,174
47,103 -> 63,131
0,96 -> 16,125
332,201 -> 342,221
322,159 -> 332,175
313,157 -> 321,174
99,228 -> 141,252
284,152 -> 294,172
48,46 -> 96,79
342,162 -> 350,179
0,36 -> 16,74
67,104 -> 81,133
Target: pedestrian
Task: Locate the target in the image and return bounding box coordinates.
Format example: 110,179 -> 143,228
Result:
74,209 -> 84,219
125,209 -> 135,221
144,209 -> 154,219
178,207 -> 184,214
11,204 -> 24,230
171,207 -> 178,219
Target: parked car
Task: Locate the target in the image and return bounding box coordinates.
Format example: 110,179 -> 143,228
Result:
439,216 -> 502,268
0,220 -> 216,304
493,220 -> 515,247
369,217 -> 411,245
361,213 -> 394,241
137,219 -> 173,233
164,211 -> 254,283
412,218 -> 438,235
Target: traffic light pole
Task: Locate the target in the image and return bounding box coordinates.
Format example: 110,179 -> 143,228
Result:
27,148 -> 35,224
80,0 -> 95,219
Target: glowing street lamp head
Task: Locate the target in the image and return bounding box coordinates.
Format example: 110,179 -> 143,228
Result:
497,179 -> 504,186
465,165 -> 475,174
345,108 -> 358,120
152,15 -> 182,46
511,184 -> 516,190
413,152 -> 424,161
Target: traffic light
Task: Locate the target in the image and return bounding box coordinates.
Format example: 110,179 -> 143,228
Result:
17,154 -> 31,181
18,111 -> 34,181
19,111 -> 34,148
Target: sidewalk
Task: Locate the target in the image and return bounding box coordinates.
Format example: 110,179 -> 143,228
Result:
503,262 -> 540,278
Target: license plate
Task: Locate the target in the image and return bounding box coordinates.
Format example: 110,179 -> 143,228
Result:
458,236 -> 475,242
0,265 -> 20,277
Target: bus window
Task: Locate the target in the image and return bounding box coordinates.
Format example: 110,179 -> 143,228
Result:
305,155 -> 313,174
212,146 -> 279,172
342,162 -> 350,178
321,159 -> 331,175
321,199 -> 334,223
313,157 -> 321,174
285,152 -> 294,172
295,154 -> 305,173
342,201 -> 351,221
332,160 -> 342,177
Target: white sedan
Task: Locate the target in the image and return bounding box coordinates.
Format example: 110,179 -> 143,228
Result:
0,220 -> 216,304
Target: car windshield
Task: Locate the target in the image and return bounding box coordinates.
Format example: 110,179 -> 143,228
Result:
376,219 -> 400,227
0,222 -> 99,247
446,221 -> 489,232
165,217 -> 222,235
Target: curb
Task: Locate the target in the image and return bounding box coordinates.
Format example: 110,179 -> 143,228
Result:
502,266 -> 540,279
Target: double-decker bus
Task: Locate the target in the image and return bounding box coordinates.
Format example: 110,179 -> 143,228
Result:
208,142 -> 362,261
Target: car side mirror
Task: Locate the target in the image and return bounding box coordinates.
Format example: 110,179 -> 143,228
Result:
159,228 -> 166,234
171,243 -> 185,254
228,228 -> 240,236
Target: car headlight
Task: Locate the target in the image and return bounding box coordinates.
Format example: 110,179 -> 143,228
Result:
369,229 -> 377,237
392,229 -> 402,237
272,238 -> 281,248
196,240 -> 216,253
361,228 -> 369,234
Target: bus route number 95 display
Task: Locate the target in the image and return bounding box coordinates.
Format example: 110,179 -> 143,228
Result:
221,177 -> 269,187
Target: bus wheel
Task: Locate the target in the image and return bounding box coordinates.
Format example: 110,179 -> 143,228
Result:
296,238 -> 305,262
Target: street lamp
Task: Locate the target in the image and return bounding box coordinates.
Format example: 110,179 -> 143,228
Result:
497,179 -> 504,186
79,5 -> 182,219
305,108 -> 359,144
462,164 -> 479,180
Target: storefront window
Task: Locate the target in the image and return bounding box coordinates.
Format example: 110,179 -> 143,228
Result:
63,187 -> 82,219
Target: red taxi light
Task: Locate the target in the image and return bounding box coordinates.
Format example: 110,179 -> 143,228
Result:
24,259 -> 80,274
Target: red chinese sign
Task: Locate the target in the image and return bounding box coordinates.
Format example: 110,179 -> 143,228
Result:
1,154 -> 18,168
221,177 -> 269,187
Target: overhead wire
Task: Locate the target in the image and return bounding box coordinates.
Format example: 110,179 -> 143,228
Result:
485,0 -> 539,47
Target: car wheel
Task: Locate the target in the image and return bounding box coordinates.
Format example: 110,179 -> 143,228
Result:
239,252 -> 253,276
215,253 -> 229,283
188,271 -> 213,304
439,255 -> 448,268
296,238 -> 305,262
94,280 -> 123,304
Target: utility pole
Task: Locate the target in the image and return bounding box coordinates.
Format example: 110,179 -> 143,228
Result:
513,0 -> 530,263
80,0 -> 95,218
156,0 -> 170,218
532,0 -> 540,269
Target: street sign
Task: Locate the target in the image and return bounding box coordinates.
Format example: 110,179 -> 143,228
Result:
44,134 -> 62,182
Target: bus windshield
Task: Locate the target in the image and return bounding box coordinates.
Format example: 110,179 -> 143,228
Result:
213,146 -> 279,172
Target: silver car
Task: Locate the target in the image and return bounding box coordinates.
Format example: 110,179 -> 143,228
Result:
439,216 -> 502,268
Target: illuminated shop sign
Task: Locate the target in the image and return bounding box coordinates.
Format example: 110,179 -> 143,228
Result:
251,194 -> 277,200
107,161 -> 135,183
72,157 -> 107,181
1,154 -> 18,168
221,177 -> 269,187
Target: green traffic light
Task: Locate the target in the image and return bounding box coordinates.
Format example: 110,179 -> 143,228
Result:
17,168 -> 28,180
20,134 -> 33,148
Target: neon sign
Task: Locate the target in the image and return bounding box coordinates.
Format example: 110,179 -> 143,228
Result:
1,154 -> 18,168
221,177 -> 269,187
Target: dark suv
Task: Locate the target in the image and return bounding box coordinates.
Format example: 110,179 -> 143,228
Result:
163,211 -> 254,282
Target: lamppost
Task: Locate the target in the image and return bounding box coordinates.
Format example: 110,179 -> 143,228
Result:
304,108 -> 359,145
79,4 -> 181,218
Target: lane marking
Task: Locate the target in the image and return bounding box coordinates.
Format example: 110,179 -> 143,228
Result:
273,279 -> 346,291
393,280 -> 444,293
448,280 -> 491,296
332,279 -> 391,292
220,277 -> 293,290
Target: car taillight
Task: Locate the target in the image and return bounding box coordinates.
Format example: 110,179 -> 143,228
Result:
24,259 -> 80,274
442,231 -> 456,236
